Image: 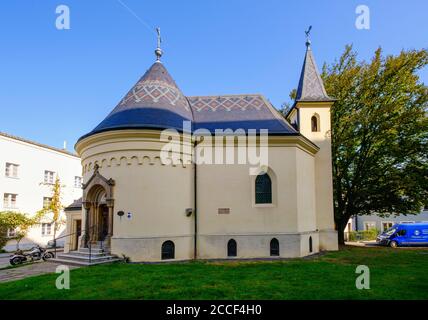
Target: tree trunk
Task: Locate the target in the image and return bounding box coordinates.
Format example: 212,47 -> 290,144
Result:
337,227 -> 345,245
53,223 -> 57,248
335,217 -> 349,245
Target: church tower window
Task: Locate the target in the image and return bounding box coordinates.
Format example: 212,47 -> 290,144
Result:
311,115 -> 320,132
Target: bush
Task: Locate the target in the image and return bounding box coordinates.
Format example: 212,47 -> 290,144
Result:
0,226 -> 8,251
347,228 -> 379,241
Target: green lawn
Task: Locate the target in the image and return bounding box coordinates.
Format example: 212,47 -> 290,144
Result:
0,246 -> 427,300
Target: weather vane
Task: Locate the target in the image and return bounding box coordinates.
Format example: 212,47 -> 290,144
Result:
305,25 -> 312,47
155,27 -> 163,62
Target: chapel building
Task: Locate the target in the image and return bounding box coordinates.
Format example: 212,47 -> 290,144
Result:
63,37 -> 338,262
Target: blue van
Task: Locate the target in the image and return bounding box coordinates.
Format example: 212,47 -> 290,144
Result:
376,223 -> 428,247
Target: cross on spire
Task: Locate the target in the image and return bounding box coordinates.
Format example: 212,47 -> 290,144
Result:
305,25 -> 312,48
155,27 -> 163,62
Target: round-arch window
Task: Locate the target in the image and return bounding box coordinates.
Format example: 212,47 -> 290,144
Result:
161,240 -> 175,260
255,173 -> 272,204
227,239 -> 237,257
270,238 -> 280,256
311,116 -> 319,132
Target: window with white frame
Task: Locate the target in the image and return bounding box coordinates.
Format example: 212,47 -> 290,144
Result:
41,223 -> 52,236
5,163 -> 19,178
43,197 -> 52,208
7,228 -> 16,238
44,170 -> 55,184
3,193 -> 17,208
381,222 -> 394,232
364,221 -> 376,231
74,176 -> 82,188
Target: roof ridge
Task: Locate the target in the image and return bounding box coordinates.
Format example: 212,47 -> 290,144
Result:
187,93 -> 263,99
0,132 -> 79,158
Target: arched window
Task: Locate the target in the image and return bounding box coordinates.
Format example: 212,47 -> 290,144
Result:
309,236 -> 313,253
311,115 -> 319,132
227,239 -> 237,257
161,240 -> 175,260
270,238 -> 279,256
255,173 -> 272,204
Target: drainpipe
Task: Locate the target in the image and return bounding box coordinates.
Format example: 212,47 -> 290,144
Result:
186,97 -> 198,261
193,141 -> 198,260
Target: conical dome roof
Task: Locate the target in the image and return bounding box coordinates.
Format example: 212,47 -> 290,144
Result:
80,62 -> 193,140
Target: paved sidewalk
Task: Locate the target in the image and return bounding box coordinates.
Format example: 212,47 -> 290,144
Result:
345,240 -> 379,247
0,255 -> 12,269
0,261 -> 79,283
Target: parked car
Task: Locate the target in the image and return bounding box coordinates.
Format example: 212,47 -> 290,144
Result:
47,240 -> 64,249
376,223 -> 428,247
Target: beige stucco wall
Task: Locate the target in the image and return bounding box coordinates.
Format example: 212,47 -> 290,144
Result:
75,128 -> 333,261
296,102 -> 338,250
196,138 -> 320,259
197,146 -> 300,235
296,147 -> 317,232
76,130 -> 194,262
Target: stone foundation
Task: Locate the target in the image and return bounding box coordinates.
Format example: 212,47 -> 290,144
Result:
110,232 -> 323,262
318,229 -> 339,251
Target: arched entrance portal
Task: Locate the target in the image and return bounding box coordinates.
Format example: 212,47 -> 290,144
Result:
81,165 -> 115,249
85,185 -> 110,244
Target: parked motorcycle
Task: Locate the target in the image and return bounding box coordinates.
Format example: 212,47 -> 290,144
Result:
9,245 -> 55,266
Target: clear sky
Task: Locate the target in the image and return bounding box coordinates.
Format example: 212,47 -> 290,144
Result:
0,0 -> 427,151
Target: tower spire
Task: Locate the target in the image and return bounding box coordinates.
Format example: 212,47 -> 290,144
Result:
155,27 -> 163,62
294,26 -> 333,102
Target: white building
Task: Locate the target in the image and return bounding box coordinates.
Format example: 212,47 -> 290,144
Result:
346,208 -> 428,235
0,132 -> 82,251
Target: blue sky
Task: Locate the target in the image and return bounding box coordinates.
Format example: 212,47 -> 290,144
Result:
0,0 -> 427,151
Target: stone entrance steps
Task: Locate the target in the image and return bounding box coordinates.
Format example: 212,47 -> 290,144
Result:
49,245 -> 120,266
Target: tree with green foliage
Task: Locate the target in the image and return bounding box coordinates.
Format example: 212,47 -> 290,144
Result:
320,46 -> 428,244
37,176 -> 65,244
0,211 -> 39,250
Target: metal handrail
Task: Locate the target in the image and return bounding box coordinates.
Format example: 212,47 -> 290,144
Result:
50,225 -> 105,260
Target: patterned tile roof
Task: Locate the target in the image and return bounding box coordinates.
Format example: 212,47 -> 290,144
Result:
79,61 -> 299,141
82,62 -> 193,138
295,45 -> 334,102
188,95 -> 297,134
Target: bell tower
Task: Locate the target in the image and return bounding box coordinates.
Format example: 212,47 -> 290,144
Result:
287,32 -> 338,250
